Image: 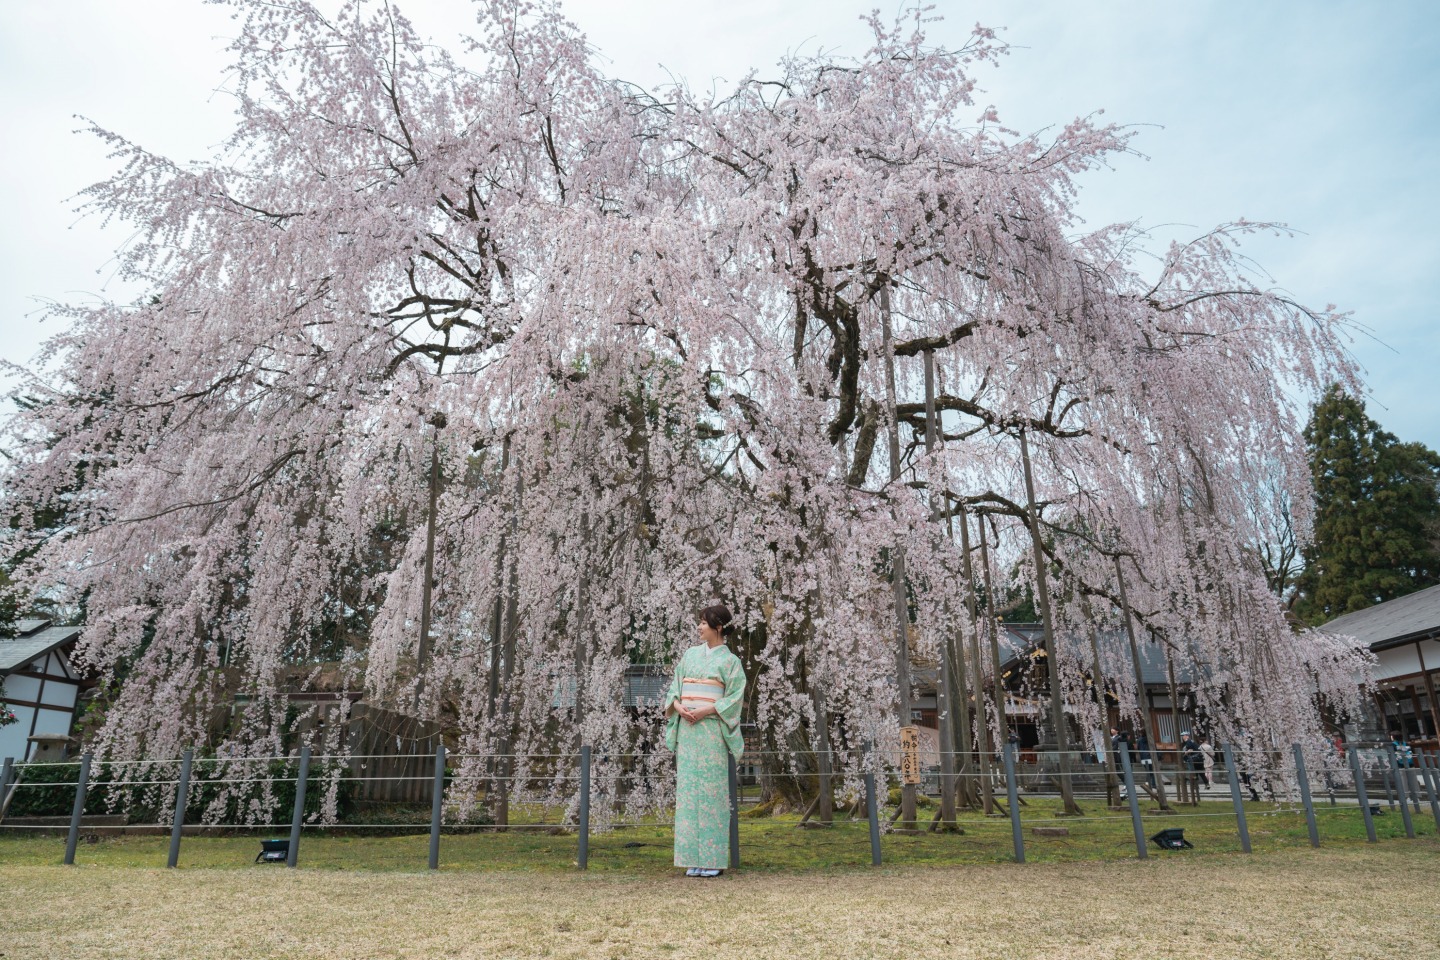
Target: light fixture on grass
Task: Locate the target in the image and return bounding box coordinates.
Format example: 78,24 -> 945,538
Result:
1149,828 -> 1192,850
255,839 -> 289,863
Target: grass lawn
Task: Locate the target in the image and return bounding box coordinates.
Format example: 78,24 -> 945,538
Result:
1,840 -> 1436,959
0,797 -> 1432,872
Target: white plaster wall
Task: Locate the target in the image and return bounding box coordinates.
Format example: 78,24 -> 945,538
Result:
0,706 -> 36,762
39,681 -> 76,708
2,674 -> 41,702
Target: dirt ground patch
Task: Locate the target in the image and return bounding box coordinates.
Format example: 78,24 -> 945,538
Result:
2,843 -> 1436,959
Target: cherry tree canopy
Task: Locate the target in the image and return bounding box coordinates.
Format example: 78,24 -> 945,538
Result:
4,0 -> 1371,811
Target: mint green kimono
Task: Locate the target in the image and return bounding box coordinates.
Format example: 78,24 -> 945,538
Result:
663,642 -> 746,869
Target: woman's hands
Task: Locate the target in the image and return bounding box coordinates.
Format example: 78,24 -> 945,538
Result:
685,703 -> 717,723
670,702 -> 715,724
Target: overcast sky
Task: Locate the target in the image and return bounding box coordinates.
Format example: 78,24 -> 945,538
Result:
2,0 -> 1436,449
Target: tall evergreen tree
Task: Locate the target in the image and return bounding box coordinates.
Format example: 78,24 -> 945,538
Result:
1295,386 -> 1440,623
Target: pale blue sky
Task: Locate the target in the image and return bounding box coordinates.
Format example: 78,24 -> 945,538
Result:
2,0 -> 1436,448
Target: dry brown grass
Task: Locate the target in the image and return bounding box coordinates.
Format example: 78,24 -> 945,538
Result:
3,842 -> 1436,959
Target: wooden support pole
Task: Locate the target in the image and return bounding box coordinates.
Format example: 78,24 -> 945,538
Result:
1086,621 -> 1119,807
923,348 -> 960,825
1416,642 -> 1440,740
1017,429 -> 1079,815
977,524 -> 1010,748
878,285 -> 917,830
958,509 -> 994,814
1114,555 -> 1170,811
415,414 -> 445,703
495,436 -> 522,827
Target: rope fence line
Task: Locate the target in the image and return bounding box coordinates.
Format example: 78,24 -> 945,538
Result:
3,741 -> 1435,870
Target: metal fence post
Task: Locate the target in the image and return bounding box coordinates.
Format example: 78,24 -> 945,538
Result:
1221,744 -> 1252,853
1416,748 -> 1440,834
864,741 -> 882,866
0,756 -> 13,812
1386,744 -> 1416,839
167,749 -> 194,868
577,745 -> 591,871
286,745 -> 311,868
63,752 -> 93,866
1347,744 -> 1377,843
1002,743 -> 1025,864
1118,745 -> 1147,860
429,743 -> 446,870
1292,743 -> 1319,848
1380,760 -> 1397,809
1417,751 -> 1440,832
727,752 -> 740,870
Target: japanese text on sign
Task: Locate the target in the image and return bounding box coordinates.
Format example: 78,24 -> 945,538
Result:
900,725 -> 921,785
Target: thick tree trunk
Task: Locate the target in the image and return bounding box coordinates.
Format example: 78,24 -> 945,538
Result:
756,725 -> 816,814
810,683 -> 835,824
799,604 -> 834,824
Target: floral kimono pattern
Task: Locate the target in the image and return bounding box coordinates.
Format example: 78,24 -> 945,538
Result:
662,642 -> 746,869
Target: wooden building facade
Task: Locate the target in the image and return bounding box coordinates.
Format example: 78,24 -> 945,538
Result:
0,620 -> 86,763
1319,583 -> 1440,751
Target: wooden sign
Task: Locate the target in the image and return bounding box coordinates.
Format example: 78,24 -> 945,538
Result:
900,725 -> 921,785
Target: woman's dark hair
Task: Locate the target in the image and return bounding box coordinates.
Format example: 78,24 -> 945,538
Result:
699,603 -> 736,637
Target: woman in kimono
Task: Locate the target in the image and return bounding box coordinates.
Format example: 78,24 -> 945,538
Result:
663,603 -> 746,878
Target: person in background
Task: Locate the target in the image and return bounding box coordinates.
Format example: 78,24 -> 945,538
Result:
1111,727 -> 1131,801
1180,731 -> 1203,803
1199,735 -> 1216,788
1390,730 -> 1415,768
1135,730 -> 1156,791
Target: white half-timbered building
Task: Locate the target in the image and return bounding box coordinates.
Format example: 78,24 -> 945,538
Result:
0,619 -> 85,762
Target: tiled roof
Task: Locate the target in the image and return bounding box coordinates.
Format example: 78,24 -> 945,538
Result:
0,622 -> 82,673
1317,583 -> 1440,651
